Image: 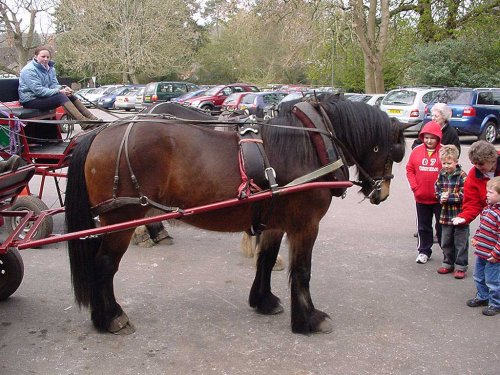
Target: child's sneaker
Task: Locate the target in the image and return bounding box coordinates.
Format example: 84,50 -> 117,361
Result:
437,267 -> 453,274
416,253 -> 429,264
454,270 -> 466,279
466,298 -> 489,307
482,306 -> 500,316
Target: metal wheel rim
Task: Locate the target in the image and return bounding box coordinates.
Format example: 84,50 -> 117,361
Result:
485,126 -> 496,143
11,213 -> 37,239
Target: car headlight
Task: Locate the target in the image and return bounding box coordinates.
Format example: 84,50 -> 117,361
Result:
190,99 -> 201,107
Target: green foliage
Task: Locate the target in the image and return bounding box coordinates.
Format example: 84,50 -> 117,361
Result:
55,0 -> 201,84
406,34 -> 500,87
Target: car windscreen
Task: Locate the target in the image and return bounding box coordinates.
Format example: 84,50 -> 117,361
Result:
382,90 -> 417,105
241,94 -> 256,104
203,86 -> 224,96
263,93 -> 284,105
348,94 -> 369,102
433,90 -> 473,105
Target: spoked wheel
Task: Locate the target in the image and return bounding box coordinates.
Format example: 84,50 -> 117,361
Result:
58,114 -> 74,140
5,196 -> 54,241
0,248 -> 24,301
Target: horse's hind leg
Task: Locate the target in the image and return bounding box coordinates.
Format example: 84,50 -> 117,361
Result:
90,230 -> 135,334
249,230 -> 284,314
241,233 -> 285,271
288,226 -> 332,334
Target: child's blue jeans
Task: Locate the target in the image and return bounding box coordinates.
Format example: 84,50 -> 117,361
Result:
473,256 -> 500,308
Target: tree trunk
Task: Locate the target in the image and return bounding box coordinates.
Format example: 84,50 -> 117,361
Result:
350,0 -> 389,94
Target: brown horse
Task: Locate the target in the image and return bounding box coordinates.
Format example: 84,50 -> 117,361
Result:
65,95 -> 406,335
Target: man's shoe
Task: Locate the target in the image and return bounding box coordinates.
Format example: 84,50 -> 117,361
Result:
437,267 -> 453,274
466,298 -> 489,307
454,270 -> 466,279
482,306 -> 500,316
416,253 -> 429,264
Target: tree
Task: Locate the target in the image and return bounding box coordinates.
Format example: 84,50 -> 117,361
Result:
55,0 -> 202,84
196,0 -> 326,85
0,0 -> 55,75
405,14 -> 500,87
349,0 -> 390,93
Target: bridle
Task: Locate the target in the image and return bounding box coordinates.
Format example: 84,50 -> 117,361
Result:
312,101 -> 396,199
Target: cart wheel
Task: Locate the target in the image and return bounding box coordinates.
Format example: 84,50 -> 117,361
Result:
6,196 -> 54,241
59,114 -> 74,133
0,248 -> 24,301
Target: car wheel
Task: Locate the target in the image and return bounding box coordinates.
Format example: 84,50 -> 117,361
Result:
479,121 -> 497,144
200,104 -> 213,113
5,196 -> 54,241
0,248 -> 24,301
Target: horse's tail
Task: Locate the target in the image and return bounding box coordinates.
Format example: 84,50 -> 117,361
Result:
65,132 -> 101,308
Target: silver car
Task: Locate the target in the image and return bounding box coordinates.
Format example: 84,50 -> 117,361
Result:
114,87 -> 144,111
380,87 -> 443,131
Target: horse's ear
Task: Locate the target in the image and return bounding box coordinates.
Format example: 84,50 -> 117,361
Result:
399,121 -> 415,131
390,118 -> 407,163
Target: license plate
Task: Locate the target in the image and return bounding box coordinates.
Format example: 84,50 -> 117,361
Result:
144,96 -> 151,101
387,109 -> 402,114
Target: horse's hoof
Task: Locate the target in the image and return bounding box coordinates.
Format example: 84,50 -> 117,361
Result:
155,235 -> 174,246
257,302 -> 284,315
272,255 -> 285,271
316,318 -> 333,334
108,312 -> 136,335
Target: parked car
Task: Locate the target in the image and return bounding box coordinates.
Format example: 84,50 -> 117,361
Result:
98,85 -> 142,109
184,83 -> 260,112
142,81 -> 199,108
221,92 -> 250,112
348,93 -> 386,107
238,91 -> 287,118
265,90 -> 327,118
113,86 -> 145,111
171,88 -> 207,104
423,88 -> 500,143
83,85 -> 124,107
134,87 -> 146,112
74,88 -> 96,105
379,87 -> 443,131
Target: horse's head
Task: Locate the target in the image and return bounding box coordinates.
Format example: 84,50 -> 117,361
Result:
311,95 -> 407,204
355,117 -> 407,204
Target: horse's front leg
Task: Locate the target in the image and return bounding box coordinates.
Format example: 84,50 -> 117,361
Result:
249,230 -> 284,314
90,231 -> 135,335
288,226 -> 332,334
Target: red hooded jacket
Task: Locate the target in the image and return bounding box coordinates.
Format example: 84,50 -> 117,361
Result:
457,152 -> 500,224
406,121 -> 443,204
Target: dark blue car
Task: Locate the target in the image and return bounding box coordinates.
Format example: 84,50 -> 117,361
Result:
423,88 -> 500,143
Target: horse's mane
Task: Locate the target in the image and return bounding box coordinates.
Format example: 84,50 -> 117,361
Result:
263,93 -> 394,166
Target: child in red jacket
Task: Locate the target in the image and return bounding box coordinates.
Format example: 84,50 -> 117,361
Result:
406,121 -> 443,264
